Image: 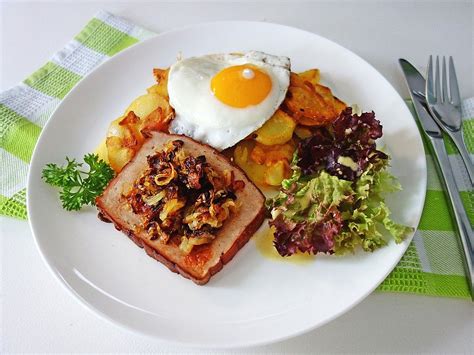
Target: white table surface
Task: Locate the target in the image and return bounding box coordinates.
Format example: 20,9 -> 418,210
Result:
1,1 -> 473,353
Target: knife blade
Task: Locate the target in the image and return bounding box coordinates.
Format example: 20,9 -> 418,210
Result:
399,59 -> 441,138
399,58 -> 474,299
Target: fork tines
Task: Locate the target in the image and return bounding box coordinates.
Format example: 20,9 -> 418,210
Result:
427,55 -> 461,106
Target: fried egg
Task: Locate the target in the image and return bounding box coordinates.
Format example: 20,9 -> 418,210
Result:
168,51 -> 291,150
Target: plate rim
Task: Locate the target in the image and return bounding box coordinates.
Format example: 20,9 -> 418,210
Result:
26,20 -> 427,348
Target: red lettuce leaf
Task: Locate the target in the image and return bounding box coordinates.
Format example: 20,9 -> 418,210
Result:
270,209 -> 343,256
297,108 -> 387,181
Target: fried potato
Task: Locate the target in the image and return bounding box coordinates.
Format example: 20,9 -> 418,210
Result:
106,92 -> 175,172
284,85 -> 335,126
106,136 -> 135,173
234,141 -> 267,185
137,94 -> 174,134
108,111 -> 140,141
125,93 -> 163,119
254,109 -> 296,145
333,96 -> 347,115
121,110 -> 140,124
125,93 -> 173,134
313,83 -> 334,105
148,68 -> 169,98
250,142 -> 295,165
106,111 -> 144,172
313,83 -> 347,117
234,140 -> 293,186
283,72 -> 346,126
298,69 -> 320,86
294,126 -> 312,139
120,111 -> 145,145
298,70 -> 347,116
94,138 -> 109,163
264,160 -> 287,186
140,107 -> 172,137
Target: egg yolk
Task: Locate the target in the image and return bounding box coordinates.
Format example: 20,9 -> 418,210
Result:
210,65 -> 272,108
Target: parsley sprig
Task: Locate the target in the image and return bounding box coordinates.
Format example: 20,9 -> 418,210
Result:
42,154 -> 115,211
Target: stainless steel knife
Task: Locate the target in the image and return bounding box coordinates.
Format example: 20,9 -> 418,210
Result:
399,58 -> 474,299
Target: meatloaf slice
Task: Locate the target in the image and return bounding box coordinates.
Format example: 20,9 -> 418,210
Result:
96,131 -> 266,285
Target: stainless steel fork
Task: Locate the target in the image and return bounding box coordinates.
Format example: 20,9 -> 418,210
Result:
426,55 -> 474,186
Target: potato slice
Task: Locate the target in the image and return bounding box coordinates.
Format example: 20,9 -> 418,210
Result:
333,97 -> 347,115
153,68 -> 169,84
125,93 -> 162,119
140,107 -> 172,137
234,140 -> 293,187
233,141 -> 266,185
298,70 -> 347,118
313,83 -> 335,106
283,73 -> 337,126
250,142 -> 295,165
107,115 -> 126,138
106,112 -> 144,172
298,69 -> 320,87
264,160 -> 288,186
294,126 -> 312,139
254,110 -> 296,145
107,93 -> 175,172
106,136 -> 135,172
290,72 -> 314,90
94,138 -> 109,163
149,68 -> 169,98
313,83 -> 347,117
284,85 -> 336,126
121,111 -> 146,146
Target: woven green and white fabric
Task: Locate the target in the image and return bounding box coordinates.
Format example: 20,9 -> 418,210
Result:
377,99 -> 473,299
0,11 -> 472,299
0,11 -> 154,219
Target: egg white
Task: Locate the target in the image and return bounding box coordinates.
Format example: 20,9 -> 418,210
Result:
168,51 -> 291,150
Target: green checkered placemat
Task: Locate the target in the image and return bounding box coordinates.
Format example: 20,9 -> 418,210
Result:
0,11 -> 154,219
0,11 -> 472,299
377,101 -> 473,299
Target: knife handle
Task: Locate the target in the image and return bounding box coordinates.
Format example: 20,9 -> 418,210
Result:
446,129 -> 474,187
430,137 -> 474,299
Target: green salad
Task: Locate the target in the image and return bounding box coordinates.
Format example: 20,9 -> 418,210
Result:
267,108 -> 413,256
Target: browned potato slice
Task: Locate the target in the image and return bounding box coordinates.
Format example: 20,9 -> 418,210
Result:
140,106 -> 173,137
149,68 -> 169,98
333,96 -> 347,115
137,94 -> 174,135
106,92 -> 175,172
254,110 -> 296,145
250,142 -> 295,165
283,73 -> 338,126
233,141 -> 266,185
106,112 -> 144,172
298,69 -> 347,117
298,69 -> 320,86
284,85 -> 336,126
120,111 -> 145,146
313,83 -> 335,106
313,83 -> 347,117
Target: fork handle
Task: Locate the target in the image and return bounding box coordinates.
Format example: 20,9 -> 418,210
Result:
447,129 -> 474,187
431,137 -> 474,300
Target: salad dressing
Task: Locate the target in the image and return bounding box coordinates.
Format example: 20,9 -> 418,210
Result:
254,226 -> 314,264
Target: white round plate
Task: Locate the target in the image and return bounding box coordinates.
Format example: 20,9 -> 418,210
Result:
28,21 -> 426,348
